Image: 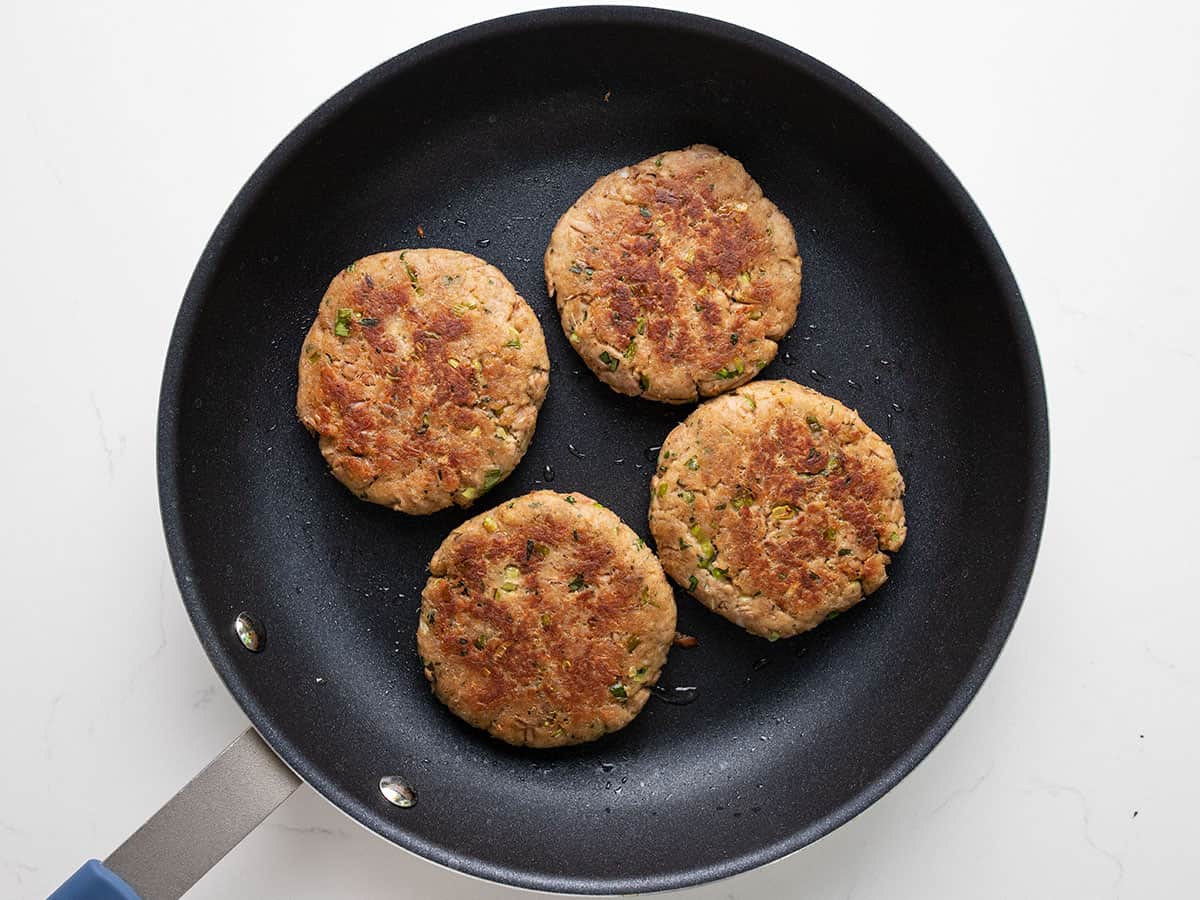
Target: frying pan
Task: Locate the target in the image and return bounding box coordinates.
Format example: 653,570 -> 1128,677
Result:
50,6 -> 1048,898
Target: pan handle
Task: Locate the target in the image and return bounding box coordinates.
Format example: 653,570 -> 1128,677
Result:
48,861 -> 139,899
48,728 -> 301,900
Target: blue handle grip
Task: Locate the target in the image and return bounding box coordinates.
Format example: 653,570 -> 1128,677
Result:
49,860 -> 140,900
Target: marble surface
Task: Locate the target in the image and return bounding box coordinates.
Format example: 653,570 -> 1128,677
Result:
2,1 -> 1196,897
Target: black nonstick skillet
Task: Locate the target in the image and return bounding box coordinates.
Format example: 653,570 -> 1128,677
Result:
51,7 -> 1048,897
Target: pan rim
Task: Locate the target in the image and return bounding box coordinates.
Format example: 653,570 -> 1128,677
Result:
156,5 -> 1050,894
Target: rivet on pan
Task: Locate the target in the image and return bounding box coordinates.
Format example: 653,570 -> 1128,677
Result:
379,776 -> 417,808
234,612 -> 264,652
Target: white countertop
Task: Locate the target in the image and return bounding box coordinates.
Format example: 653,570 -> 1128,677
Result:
2,1 -> 1196,897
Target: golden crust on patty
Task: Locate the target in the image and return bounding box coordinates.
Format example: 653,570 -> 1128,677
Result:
417,490 -> 676,747
648,380 -> 906,639
545,145 -> 802,403
296,249 -> 549,514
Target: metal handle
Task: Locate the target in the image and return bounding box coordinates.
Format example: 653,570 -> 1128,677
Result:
50,729 -> 301,900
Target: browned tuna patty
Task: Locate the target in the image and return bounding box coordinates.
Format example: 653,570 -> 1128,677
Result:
545,145 -> 802,403
417,490 -> 677,747
296,249 -> 549,514
648,380 -> 906,639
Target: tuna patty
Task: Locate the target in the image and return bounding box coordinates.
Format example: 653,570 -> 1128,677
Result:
545,145 -> 802,403
649,379 -> 906,638
297,249 -> 549,514
418,490 -> 676,747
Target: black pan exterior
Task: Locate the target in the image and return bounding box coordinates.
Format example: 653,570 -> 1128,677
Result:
158,7 -> 1048,894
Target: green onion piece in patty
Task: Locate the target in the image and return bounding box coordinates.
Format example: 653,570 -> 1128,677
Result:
689,524 -> 715,563
715,360 -> 745,379
501,565 -> 520,591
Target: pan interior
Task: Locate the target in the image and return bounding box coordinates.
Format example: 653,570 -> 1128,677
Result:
159,8 -> 1047,894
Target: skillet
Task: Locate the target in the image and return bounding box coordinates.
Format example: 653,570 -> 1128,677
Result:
51,6 -> 1048,897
